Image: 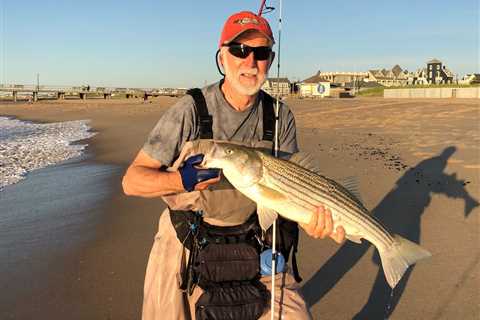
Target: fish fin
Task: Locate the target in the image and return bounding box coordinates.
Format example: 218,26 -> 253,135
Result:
379,235 -> 431,288
257,205 -> 278,231
337,176 -> 363,202
256,183 -> 288,201
289,152 -> 323,175
289,154 -> 364,202
255,183 -> 285,231
346,234 -> 363,244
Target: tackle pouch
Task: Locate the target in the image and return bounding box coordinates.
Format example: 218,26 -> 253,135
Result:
195,280 -> 268,320
195,243 -> 260,283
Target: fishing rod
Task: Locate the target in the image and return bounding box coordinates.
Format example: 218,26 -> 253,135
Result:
259,1 -> 282,319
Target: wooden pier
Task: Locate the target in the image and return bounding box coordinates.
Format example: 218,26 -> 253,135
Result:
0,85 -> 188,102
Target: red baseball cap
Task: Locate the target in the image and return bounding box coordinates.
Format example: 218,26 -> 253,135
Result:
219,11 -> 274,48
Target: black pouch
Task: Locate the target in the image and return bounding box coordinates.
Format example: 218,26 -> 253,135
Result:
195,281 -> 269,320
196,243 -> 260,283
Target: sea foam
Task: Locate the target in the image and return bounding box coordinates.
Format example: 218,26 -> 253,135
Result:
0,117 -> 96,191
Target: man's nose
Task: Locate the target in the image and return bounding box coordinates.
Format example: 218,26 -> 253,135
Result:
242,51 -> 257,67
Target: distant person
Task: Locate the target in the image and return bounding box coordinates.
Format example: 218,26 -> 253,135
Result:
122,10 -> 345,320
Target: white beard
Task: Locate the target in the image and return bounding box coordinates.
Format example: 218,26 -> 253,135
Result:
223,60 -> 267,96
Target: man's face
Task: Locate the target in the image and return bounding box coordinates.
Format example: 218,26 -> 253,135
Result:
220,30 -> 273,96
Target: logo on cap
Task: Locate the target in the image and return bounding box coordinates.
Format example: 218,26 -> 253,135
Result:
234,17 -> 260,25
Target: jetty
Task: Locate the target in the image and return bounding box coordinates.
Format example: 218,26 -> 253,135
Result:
0,85 -> 188,102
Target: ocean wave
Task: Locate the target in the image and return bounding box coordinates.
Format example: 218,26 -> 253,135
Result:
0,117 -> 96,191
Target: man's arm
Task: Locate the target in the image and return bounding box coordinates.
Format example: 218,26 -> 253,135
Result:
122,150 -> 184,198
122,150 -> 220,198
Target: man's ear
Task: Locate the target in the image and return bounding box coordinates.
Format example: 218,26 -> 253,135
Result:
215,49 -> 226,76
218,50 -> 225,68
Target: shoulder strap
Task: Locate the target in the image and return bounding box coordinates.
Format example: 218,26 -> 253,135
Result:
186,88 -> 213,139
290,225 -> 303,282
187,88 -> 275,143
261,91 -> 275,143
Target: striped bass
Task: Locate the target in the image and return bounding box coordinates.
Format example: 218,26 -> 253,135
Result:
202,142 -> 431,288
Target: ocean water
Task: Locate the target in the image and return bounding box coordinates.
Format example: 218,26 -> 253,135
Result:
0,117 -> 121,314
0,159 -> 122,317
0,116 -> 96,191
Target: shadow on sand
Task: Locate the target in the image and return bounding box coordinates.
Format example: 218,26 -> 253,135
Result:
301,146 -> 479,319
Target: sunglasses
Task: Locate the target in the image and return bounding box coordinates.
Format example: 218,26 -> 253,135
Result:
223,42 -> 272,61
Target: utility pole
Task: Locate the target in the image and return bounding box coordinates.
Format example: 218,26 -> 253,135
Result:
2,0 -> 6,87
36,73 -> 39,90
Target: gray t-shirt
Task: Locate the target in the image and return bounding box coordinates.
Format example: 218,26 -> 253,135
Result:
143,81 -> 298,167
143,81 -> 299,224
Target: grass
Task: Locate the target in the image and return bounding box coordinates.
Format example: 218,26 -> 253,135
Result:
357,83 -> 479,97
389,83 -> 480,89
357,87 -> 384,97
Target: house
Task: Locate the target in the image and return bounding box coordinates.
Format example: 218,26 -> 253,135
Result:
408,59 -> 454,85
366,65 -> 409,86
425,58 -> 454,84
297,72 -> 331,98
459,74 -> 480,85
410,68 -> 429,85
315,71 -> 368,86
261,78 -> 291,97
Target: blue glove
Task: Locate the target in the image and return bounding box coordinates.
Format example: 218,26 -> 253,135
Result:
179,154 -> 221,192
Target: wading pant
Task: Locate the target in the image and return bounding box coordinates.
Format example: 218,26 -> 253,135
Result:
142,209 -> 312,320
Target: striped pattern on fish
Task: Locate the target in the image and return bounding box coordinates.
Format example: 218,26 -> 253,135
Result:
203,142 -> 431,288
259,152 -> 395,251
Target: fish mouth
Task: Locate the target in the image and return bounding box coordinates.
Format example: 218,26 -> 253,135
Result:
202,141 -> 228,163
201,146 -> 221,169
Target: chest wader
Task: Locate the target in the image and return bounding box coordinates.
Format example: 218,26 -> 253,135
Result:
172,88 -> 302,320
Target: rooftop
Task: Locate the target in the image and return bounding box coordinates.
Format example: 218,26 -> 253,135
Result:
427,58 -> 442,64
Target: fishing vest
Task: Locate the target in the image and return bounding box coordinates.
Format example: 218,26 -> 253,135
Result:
171,87 -> 302,320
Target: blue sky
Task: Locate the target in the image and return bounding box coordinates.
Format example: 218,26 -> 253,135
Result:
0,0 -> 478,88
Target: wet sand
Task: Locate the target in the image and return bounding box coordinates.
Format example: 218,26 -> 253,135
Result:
0,97 -> 478,319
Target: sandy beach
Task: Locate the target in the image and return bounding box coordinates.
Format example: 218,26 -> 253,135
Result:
0,96 -> 478,319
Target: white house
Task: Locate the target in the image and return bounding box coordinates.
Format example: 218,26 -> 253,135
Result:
298,72 -> 331,98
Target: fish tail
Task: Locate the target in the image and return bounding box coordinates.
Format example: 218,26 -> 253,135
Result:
379,235 -> 431,288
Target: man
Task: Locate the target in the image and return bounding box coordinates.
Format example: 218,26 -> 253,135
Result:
123,10 -> 345,320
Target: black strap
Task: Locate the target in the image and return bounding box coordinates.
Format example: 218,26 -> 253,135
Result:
262,92 -> 275,143
186,88 -> 213,139
291,236 -> 303,282
186,87 -> 276,143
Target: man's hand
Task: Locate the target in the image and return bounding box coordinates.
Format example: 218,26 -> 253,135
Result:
300,205 -> 346,244
179,154 -> 221,192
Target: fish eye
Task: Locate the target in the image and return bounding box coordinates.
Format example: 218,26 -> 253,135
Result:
226,148 -> 234,155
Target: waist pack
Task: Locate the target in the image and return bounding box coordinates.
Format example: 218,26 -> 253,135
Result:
170,210 -> 268,320
196,281 -> 268,320
195,242 -> 268,320
196,243 -> 259,283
